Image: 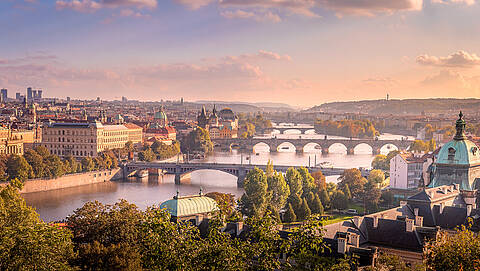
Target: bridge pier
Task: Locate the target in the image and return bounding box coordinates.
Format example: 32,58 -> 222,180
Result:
322,148 -> 329,155
347,148 -> 355,155
295,146 -> 304,153
373,148 -> 381,155
175,172 -> 191,185
237,167 -> 247,188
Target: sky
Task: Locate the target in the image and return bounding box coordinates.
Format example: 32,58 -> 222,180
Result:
1,0 -> 480,107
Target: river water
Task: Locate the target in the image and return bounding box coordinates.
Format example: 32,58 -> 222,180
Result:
23,132 -> 412,222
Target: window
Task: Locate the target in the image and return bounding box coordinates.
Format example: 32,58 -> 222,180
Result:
448,147 -> 456,161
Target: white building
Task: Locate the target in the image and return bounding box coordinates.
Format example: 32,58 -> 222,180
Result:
390,153 -> 429,190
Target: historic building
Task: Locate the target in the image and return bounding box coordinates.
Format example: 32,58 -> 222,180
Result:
390,152 -> 431,190
429,112 -> 480,190
145,106 -> 177,142
197,105 -> 238,139
41,121 -> 143,158
160,191 -> 219,223
0,127 -> 24,155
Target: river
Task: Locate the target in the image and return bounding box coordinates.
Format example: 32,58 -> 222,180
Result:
23,132 -> 412,222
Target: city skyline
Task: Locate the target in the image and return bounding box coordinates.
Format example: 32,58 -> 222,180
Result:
2,0 -> 480,106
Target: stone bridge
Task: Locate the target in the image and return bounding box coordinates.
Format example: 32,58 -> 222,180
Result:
213,137 -> 412,154
268,126 -> 315,134
125,162 -> 365,187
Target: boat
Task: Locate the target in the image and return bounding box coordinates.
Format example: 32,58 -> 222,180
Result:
135,169 -> 148,178
318,161 -> 333,168
280,146 -> 290,150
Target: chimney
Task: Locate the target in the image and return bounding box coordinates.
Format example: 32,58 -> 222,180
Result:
467,205 -> 473,217
415,216 -> 423,227
337,238 -> 347,254
349,233 -> 360,247
373,216 -> 378,228
236,221 -> 244,236
414,208 -> 419,217
400,201 -> 407,207
454,183 -> 460,190
439,203 -> 445,214
406,218 -> 414,232
353,216 -> 363,228
195,215 -> 201,226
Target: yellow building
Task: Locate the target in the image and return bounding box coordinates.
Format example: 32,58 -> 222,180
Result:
41,121 -> 143,158
0,127 -> 24,155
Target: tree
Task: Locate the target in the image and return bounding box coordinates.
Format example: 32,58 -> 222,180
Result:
296,198 -> 311,221
67,200 -> 144,270
364,253 -> 414,271
342,183 -> 352,200
44,154 -> 66,178
34,146 -> 51,157
319,189 -> 330,209
205,192 -> 236,221
330,190 -> 348,210
285,168 -> 303,197
371,154 -> 388,170
265,160 -> 274,177
81,157 -> 95,172
267,172 -> 290,212
311,170 -> 327,191
138,148 -> 156,162
0,181 -> 74,270
424,221 -> 480,271
24,149 -> 45,178
310,193 -> 324,214
298,167 -> 316,196
337,168 -> 366,199
0,154 -> 7,181
6,154 -> 33,181
239,167 -> 269,217
381,190 -> 395,207
368,169 -> 385,186
284,203 -> 296,223
363,179 -> 381,214
183,127 -> 213,154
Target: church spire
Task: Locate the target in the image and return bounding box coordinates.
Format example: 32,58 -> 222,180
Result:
454,111 -> 467,141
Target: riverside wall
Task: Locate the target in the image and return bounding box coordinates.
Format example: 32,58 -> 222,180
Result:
1,168 -> 125,194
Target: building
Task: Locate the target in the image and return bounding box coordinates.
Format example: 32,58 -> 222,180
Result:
1,88 -> 7,102
160,191 -> 219,223
145,106 -> 177,142
41,121 -> 143,158
197,105 -> 238,139
429,112 -> 480,190
390,153 -> 428,190
0,127 -> 24,155
27,87 -> 33,101
323,184 -> 480,266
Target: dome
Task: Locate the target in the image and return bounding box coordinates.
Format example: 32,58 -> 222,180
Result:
218,108 -> 235,120
436,139 -> 480,166
154,110 -> 167,121
160,195 -> 219,217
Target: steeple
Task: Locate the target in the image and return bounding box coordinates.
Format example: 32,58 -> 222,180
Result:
201,105 -> 206,117
212,104 -> 217,115
454,111 -> 467,141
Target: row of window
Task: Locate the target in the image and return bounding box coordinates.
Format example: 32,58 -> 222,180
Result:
46,129 -> 94,136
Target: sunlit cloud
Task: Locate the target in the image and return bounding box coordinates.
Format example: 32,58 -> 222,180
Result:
56,0 -> 157,13
416,50 -> 480,68
431,0 -> 475,5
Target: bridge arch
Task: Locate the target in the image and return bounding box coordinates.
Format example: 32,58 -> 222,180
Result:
303,142 -> 322,153
353,143 -> 373,154
327,143 -> 348,154
253,142 -> 271,153
380,143 -> 399,154
277,142 -> 296,152
283,129 -> 302,135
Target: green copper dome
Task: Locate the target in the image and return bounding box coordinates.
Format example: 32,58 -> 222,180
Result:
154,110 -> 167,121
436,139 -> 480,166
160,195 -> 219,217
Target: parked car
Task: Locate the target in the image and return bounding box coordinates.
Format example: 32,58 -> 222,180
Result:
346,209 -> 358,215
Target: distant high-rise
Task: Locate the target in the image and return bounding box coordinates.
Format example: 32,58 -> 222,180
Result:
27,87 -> 33,101
32,90 -> 37,100
122,96 -> 127,102
67,97 -> 71,102
37,89 -> 42,99
16,92 -> 21,101
1,89 -> 7,102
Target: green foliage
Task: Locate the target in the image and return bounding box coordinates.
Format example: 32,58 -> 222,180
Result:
182,127 -> 213,154
297,167 -> 316,196
380,190 -> 395,206
286,167 -> 303,197
150,140 -> 181,160
205,192 -> 237,221
296,198 -> 311,221
310,193 -> 324,214
368,169 -> 385,185
6,154 -> 33,181
138,148 -> 156,162
267,171 -> 290,212
81,157 -> 95,172
364,253 -> 414,271
331,190 -> 348,210
311,170 -> 327,191
0,182 -> 74,270
284,203 -> 296,223
342,183 -> 352,200
371,154 -> 388,170
410,139 -> 436,152
337,168 -> 366,199
239,167 -> 269,217
314,119 -> 378,138
362,180 -> 381,214
319,189 -> 330,209
424,221 -> 480,271
238,113 -> 272,137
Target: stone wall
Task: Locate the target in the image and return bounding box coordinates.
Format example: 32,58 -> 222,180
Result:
1,168 -> 125,194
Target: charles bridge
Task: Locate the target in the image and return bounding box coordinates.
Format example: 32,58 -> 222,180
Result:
212,137 -> 413,154
125,162 -> 370,188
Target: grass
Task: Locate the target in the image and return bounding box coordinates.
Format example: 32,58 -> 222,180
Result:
321,214 -> 354,226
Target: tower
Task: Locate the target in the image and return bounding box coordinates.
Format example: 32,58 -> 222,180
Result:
197,106 -> 209,129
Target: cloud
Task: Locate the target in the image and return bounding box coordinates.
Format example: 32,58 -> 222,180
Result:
363,77 -> 398,86
174,0 -> 215,10
420,70 -> 480,96
316,0 -> 423,17
430,0 -> 475,5
416,50 -> 480,68
56,0 -> 157,13
223,50 -> 292,62
220,9 -> 281,22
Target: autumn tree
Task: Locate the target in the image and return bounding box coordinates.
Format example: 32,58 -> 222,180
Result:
337,168 -> 366,199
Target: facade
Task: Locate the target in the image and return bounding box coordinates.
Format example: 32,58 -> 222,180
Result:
0,127 -> 24,155
145,106 -> 177,142
197,105 -> 238,139
390,153 -> 427,190
41,121 -> 142,158
1,88 -> 7,102
430,112 -> 480,190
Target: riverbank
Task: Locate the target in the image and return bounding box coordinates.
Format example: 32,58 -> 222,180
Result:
0,168 -> 124,194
